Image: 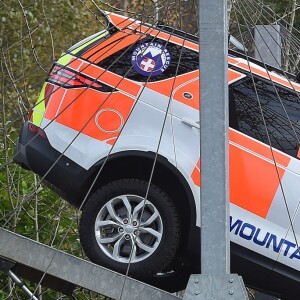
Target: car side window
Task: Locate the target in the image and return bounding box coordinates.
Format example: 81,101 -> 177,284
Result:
98,35 -> 199,82
230,78 -> 300,158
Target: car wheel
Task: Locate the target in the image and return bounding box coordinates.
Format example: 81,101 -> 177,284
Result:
79,178 -> 181,279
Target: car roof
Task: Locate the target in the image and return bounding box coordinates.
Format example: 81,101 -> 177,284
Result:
103,11 -> 300,93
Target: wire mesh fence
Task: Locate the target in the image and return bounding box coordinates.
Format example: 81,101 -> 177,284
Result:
1,0 -> 300,299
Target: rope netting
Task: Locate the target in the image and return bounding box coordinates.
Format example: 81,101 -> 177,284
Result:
1,0 -> 300,299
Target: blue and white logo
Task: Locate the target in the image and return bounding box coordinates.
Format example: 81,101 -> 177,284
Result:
131,42 -> 171,77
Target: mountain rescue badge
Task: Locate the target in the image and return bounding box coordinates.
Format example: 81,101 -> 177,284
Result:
131,42 -> 171,76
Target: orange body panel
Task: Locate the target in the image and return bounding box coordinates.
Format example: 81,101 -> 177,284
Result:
68,58 -> 83,69
44,85 -> 65,120
191,160 -> 200,186
229,130 -> 290,167
145,71 -> 199,108
107,12 -> 199,51
172,78 -> 200,110
228,57 -> 238,65
51,88 -> 134,142
228,69 -> 245,84
229,143 -> 285,218
143,26 -> 199,51
145,69 -> 244,110
191,130 -> 291,218
82,31 -> 146,64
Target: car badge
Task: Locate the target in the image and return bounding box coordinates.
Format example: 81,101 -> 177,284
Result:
131,42 -> 171,76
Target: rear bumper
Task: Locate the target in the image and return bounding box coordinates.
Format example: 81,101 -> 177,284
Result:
13,122 -> 93,205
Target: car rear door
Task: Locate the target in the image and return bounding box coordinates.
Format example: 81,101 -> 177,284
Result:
229,76 -> 300,274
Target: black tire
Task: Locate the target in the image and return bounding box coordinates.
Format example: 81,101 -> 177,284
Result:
79,178 -> 181,279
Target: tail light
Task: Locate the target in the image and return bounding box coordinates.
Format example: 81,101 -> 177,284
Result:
28,109 -> 33,122
28,123 -> 48,139
48,65 -> 102,89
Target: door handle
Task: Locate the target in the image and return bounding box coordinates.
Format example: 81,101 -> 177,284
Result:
181,118 -> 200,129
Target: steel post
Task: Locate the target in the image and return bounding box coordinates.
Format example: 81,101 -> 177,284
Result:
199,0 -> 230,276
183,0 -> 248,298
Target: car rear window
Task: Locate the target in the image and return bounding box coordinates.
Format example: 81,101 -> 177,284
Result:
98,35 -> 199,82
230,77 -> 300,158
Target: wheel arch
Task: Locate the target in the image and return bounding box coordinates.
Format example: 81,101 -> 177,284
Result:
85,150 -> 197,258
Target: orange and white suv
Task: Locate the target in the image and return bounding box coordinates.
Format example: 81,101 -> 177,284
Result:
14,12 -> 300,298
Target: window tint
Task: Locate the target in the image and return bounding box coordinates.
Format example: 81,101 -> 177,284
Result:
98,35 -> 199,82
230,78 -> 300,157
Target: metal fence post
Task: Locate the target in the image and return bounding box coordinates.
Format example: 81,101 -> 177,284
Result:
183,1 -> 249,298
199,0 -> 230,277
